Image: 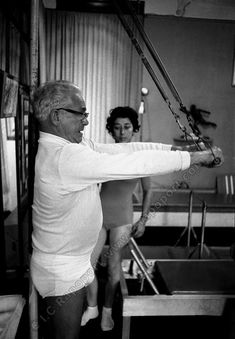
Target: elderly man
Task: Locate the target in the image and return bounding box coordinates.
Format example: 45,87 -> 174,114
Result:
30,80 -> 223,339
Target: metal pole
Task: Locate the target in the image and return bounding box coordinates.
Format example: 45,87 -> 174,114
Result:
187,190 -> 193,247
111,0 -> 169,103
122,0 -> 184,107
129,237 -> 149,269
130,249 -> 159,295
199,201 -> 207,259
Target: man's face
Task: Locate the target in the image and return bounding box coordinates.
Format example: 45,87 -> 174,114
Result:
57,88 -> 89,143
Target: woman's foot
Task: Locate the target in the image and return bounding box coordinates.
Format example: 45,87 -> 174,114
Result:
101,307 -> 114,331
81,306 -> 99,326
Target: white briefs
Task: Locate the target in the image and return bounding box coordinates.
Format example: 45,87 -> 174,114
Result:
30,251 -> 95,298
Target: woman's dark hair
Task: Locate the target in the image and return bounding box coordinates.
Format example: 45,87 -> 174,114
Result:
106,106 -> 140,135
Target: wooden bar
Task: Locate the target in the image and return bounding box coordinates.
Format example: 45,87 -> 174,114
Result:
123,294 -> 233,317
122,316 -> 131,339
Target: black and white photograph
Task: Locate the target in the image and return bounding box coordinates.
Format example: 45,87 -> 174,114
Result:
0,1 -> 235,339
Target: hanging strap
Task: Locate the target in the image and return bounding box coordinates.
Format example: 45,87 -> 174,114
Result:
111,0 -> 195,141
123,0 -> 185,108
111,0 -> 170,103
112,0 -> 221,165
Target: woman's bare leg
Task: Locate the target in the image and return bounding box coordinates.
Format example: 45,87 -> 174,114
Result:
81,227 -> 107,326
101,224 -> 132,331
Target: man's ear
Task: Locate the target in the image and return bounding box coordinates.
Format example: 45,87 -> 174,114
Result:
50,109 -> 60,125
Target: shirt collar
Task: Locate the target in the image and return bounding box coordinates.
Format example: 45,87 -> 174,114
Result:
39,131 -> 71,145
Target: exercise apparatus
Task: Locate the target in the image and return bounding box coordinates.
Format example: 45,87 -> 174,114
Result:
111,5 -> 233,337
111,0 -> 221,166
123,236 -> 235,339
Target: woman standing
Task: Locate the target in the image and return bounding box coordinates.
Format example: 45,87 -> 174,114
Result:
81,106 -> 152,331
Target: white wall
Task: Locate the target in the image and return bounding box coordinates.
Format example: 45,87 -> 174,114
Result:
144,0 -> 235,21
141,15 -> 235,189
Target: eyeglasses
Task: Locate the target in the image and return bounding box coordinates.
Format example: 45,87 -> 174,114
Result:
56,108 -> 89,120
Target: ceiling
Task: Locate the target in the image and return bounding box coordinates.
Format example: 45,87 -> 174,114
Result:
43,0 -> 144,13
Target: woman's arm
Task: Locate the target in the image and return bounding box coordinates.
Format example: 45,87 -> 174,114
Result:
131,177 -> 152,238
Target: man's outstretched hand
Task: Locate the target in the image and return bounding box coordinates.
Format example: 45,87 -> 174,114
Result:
190,146 -> 224,168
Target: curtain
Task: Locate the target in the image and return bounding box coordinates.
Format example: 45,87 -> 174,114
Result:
40,10 -> 143,142
0,11 -> 6,72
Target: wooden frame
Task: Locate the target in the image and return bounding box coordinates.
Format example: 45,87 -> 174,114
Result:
0,70 -> 19,118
